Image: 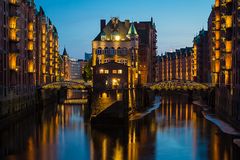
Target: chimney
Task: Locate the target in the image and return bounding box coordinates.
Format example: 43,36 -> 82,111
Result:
100,19 -> 106,32
125,20 -> 130,28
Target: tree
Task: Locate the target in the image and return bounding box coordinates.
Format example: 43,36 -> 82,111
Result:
82,58 -> 93,82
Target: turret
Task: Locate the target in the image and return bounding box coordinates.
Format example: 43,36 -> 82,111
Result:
63,47 -> 68,56
127,23 -> 138,38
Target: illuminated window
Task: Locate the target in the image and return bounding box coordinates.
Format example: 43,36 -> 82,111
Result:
99,69 -> 104,74
42,25 -> 46,34
42,65 -> 46,74
9,0 -> 17,5
9,54 -> 17,70
28,41 -> 34,51
112,70 -> 117,74
28,32 -> 33,40
9,17 -> 17,29
100,92 -> 109,98
42,43 -> 46,49
118,70 -> 122,74
28,23 -> 34,31
104,70 -> 109,74
42,35 -> 46,41
28,60 -> 34,73
226,16 -> 232,28
42,57 -> 46,64
9,29 -> 18,41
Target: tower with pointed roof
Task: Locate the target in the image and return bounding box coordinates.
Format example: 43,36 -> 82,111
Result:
62,48 -> 70,81
127,23 -> 138,38
63,47 -> 68,56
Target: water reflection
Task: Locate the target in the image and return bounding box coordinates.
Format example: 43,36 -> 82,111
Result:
0,92 -> 239,160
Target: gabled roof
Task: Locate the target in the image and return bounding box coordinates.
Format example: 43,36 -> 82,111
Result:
38,6 -> 45,16
93,17 -> 132,41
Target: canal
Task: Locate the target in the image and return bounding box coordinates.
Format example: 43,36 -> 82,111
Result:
0,90 -> 239,160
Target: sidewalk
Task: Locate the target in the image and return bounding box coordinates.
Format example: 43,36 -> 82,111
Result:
193,100 -> 240,149
202,111 -> 240,136
192,100 -> 209,111
234,139 -> 240,148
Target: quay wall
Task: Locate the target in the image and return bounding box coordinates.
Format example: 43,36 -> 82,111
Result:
0,88 -> 64,128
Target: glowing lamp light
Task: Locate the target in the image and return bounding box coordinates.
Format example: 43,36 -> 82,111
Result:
115,35 -> 121,41
102,92 -> 108,99
112,78 -> 117,83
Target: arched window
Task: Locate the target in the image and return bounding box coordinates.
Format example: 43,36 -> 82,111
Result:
122,48 -> 128,56
96,48 -> 102,55
104,47 -> 109,54
110,47 -> 115,56
117,47 -> 121,55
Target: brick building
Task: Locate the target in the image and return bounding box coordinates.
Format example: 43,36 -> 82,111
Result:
156,47 -> 193,82
193,29 -> 211,83
135,18 -> 157,84
62,48 -> 70,81
0,0 -> 62,101
92,17 -> 140,89
36,7 -> 61,86
209,0 -> 240,121
93,62 -> 128,90
0,0 -> 36,99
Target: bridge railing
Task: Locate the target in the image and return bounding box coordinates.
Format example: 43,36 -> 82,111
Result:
150,80 -> 209,91
41,81 -> 91,89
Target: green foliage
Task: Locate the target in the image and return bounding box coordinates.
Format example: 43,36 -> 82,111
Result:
82,58 -> 93,82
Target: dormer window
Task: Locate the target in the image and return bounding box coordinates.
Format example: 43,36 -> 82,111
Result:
101,32 -> 106,41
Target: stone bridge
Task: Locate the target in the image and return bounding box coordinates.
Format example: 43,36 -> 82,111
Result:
148,80 -> 209,91
41,80 -> 92,90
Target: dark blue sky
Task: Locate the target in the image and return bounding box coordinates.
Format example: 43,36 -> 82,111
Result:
34,0 -> 214,59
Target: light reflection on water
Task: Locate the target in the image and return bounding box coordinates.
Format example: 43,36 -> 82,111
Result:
0,92 -> 239,160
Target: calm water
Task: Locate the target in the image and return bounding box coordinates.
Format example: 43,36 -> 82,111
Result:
0,92 -> 240,160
